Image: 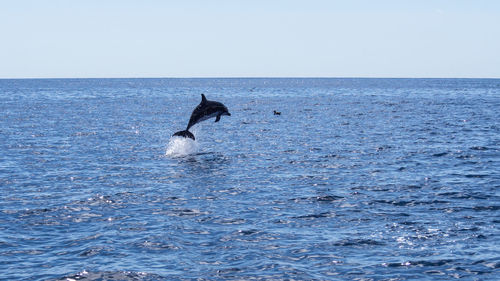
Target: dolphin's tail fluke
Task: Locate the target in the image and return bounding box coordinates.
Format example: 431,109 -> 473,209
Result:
173,130 -> 195,140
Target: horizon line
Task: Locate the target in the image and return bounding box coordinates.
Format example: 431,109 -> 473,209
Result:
1,76 -> 500,80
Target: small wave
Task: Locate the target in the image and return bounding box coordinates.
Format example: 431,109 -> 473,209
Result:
79,246 -> 113,257
293,212 -> 334,219
290,195 -> 344,203
383,259 -> 454,268
333,238 -> 386,247
215,218 -> 246,225
470,146 -> 489,151
165,136 -> 199,157
168,208 -> 208,217
315,195 -> 344,202
464,174 -> 489,178
49,270 -> 166,281
136,240 -> 180,251
432,152 -> 448,157
236,229 -> 260,236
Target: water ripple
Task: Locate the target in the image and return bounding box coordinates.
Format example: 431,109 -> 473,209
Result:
1,78 -> 499,280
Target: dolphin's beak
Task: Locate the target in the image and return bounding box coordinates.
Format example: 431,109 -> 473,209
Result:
226,112 -> 231,116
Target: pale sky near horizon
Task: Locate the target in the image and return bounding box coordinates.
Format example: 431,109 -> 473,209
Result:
1,0 -> 499,78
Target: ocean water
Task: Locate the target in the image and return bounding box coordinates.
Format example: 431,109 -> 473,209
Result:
0,78 -> 499,280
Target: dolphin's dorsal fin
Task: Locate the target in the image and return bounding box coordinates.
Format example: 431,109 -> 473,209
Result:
201,94 -> 207,104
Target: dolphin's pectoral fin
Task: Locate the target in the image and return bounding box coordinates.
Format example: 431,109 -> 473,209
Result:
215,114 -> 221,122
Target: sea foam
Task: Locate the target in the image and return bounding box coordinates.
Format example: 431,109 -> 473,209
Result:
165,136 -> 199,157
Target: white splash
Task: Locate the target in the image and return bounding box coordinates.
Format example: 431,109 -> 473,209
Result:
165,136 -> 199,157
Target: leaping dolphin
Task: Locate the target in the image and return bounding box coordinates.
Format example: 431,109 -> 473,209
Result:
173,94 -> 231,140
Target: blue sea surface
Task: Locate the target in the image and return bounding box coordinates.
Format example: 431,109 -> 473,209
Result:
0,78 -> 499,280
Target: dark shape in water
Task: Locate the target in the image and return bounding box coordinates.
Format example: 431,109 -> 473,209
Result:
273,110 -> 281,115
173,94 -> 231,140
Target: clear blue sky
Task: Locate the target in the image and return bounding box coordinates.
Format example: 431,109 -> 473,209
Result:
1,0 -> 499,78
